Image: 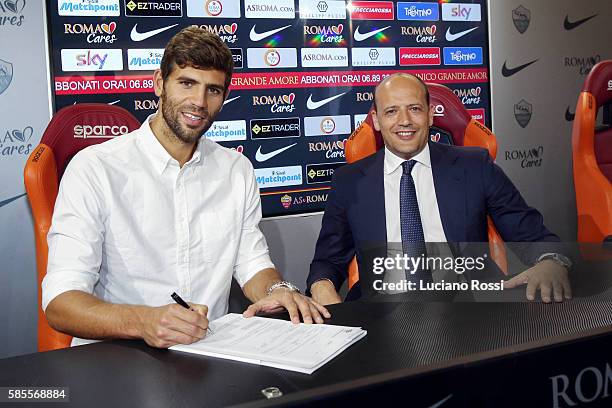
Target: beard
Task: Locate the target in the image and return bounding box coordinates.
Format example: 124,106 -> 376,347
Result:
160,92 -> 216,144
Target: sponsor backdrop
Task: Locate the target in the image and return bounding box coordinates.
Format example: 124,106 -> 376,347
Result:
0,1 -> 52,356
47,0 -> 492,217
489,0 -> 612,241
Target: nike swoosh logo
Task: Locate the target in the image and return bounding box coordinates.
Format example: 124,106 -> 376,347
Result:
353,26 -> 391,42
0,193 -> 26,208
130,24 -> 178,42
564,14 -> 597,30
249,25 -> 291,42
445,26 -> 478,42
108,100 -> 120,105
255,143 -> 297,162
501,59 -> 539,77
306,92 -> 346,110
565,106 -> 575,122
223,96 -> 240,105
428,394 -> 453,408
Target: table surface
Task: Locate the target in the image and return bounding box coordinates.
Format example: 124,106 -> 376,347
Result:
2,299 -> 612,407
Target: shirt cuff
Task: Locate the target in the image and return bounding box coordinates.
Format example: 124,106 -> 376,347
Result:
41,270 -> 98,311
234,254 -> 276,288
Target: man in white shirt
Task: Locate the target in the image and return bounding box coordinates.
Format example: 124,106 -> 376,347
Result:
308,73 -> 572,305
43,27 -> 329,349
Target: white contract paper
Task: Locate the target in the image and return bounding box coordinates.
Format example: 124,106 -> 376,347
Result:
169,313 -> 367,374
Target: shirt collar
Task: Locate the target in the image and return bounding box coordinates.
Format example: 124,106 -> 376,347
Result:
383,143 -> 432,175
138,114 -> 203,175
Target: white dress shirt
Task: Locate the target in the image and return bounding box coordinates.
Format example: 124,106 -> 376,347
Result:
43,115 -> 274,345
384,145 -> 447,243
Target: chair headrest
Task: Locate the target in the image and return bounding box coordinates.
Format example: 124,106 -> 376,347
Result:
41,103 -> 141,179
583,60 -> 612,107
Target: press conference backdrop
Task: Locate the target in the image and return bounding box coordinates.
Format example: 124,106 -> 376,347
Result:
0,0 -> 611,359
48,0 -> 492,217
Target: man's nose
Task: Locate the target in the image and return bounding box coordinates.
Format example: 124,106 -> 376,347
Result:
398,109 -> 412,125
189,89 -> 207,110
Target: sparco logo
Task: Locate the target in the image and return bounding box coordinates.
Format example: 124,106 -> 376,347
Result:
514,99 -> 532,128
453,87 -> 481,105
134,99 -> 159,111
308,138 -> 346,159
550,362 -> 612,408
1,126 -> 33,156
252,93 -> 296,113
64,22 -> 118,44
0,0 -> 26,27
564,55 -> 601,75
73,124 -> 129,138
198,23 -> 238,43
304,24 -> 344,44
504,146 -> 543,168
512,5 -> 530,34
401,25 -> 437,43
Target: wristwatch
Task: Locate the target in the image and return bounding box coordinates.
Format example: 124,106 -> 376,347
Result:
267,281 -> 301,296
537,253 -> 573,271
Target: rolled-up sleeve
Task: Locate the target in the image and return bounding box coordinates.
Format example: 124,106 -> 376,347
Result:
42,151 -> 107,311
232,159 -> 275,287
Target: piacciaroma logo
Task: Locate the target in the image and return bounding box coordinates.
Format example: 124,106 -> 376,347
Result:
0,0 -> 26,27
1,125 -> 33,156
59,0 -> 120,16
64,22 -> 118,44
504,146 -> 543,168
252,93 -> 296,113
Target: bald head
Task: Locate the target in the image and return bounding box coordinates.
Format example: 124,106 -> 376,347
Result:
373,73 -> 430,110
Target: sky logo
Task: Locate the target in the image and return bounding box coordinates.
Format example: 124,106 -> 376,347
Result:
397,2 -> 439,21
443,47 -> 483,65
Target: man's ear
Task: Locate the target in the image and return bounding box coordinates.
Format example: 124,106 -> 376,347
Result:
372,110 -> 381,131
428,103 -> 435,127
153,69 -> 164,97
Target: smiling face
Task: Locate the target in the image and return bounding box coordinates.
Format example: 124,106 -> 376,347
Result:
153,65 -> 227,145
372,75 -> 434,160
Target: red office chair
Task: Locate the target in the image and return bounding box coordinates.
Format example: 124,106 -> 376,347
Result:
345,82 -> 507,290
24,104 -> 140,351
572,60 -> 612,247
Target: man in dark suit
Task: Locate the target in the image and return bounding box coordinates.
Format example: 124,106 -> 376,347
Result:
307,73 -> 571,304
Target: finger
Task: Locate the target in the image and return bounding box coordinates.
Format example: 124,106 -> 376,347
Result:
165,316 -> 207,340
526,279 -> 537,301
308,302 -> 324,324
281,297 -> 300,324
242,303 -> 260,318
552,280 -> 564,303
172,306 -> 209,332
540,281 -> 552,303
151,325 -> 201,347
293,295 -> 313,324
188,302 -> 209,317
561,276 -> 572,299
310,300 -> 331,319
503,273 -> 528,289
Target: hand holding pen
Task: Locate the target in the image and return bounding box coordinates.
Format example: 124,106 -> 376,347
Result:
171,292 -> 214,335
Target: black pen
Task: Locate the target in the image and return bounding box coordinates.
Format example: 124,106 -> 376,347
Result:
171,292 -> 214,335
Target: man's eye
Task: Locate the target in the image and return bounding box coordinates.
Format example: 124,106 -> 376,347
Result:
385,109 -> 396,115
208,88 -> 222,95
180,81 -> 193,87
411,106 -> 422,112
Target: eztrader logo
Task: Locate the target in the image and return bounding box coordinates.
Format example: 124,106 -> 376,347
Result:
250,118 -> 301,139
125,0 -> 182,17
73,124 -> 129,138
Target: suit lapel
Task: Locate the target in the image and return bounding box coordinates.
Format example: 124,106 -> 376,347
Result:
429,142 -> 467,242
356,150 -> 387,249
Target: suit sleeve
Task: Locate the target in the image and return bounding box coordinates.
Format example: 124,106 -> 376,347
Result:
481,151 -> 563,265
307,171 -> 355,293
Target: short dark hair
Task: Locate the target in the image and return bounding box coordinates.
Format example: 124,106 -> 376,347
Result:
160,26 -> 234,91
373,73 -> 430,110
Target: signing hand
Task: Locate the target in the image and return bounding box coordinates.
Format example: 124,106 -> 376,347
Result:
503,259 -> 572,303
138,303 -> 210,348
243,289 -> 331,324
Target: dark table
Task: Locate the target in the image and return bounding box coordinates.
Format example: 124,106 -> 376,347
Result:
2,300 -> 612,407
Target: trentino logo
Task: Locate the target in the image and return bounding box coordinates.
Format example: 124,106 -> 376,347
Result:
443,47 -> 483,65
186,0 -> 241,18
59,0 -> 120,16
397,2 -> 439,21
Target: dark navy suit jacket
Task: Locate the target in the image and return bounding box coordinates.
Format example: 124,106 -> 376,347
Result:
307,142 -> 560,297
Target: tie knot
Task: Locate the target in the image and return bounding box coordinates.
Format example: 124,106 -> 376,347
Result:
402,160 -> 417,175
